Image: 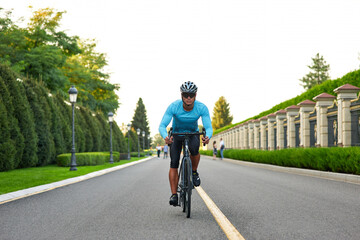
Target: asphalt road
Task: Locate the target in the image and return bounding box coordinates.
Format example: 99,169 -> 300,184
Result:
1,156 -> 359,240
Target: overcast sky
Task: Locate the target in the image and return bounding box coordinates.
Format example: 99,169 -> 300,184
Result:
3,0 -> 360,137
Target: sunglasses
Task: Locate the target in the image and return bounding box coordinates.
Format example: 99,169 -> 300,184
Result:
182,93 -> 196,99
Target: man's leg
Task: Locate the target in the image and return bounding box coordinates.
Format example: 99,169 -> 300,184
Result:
169,168 -> 178,194
190,153 -> 200,171
169,135 -> 183,206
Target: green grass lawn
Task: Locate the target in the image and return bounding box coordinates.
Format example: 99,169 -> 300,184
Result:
0,157 -> 146,195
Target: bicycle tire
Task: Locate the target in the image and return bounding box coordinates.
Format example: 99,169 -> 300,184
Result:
185,158 -> 192,218
182,159 -> 187,213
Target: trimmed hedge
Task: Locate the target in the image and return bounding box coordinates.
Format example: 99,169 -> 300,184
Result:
130,152 -> 147,157
200,147 -> 360,175
56,152 -> 120,167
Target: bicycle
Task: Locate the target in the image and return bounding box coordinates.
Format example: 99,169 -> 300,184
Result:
168,128 -> 206,218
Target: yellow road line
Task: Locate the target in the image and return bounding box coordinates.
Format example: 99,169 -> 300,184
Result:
196,186 -> 245,240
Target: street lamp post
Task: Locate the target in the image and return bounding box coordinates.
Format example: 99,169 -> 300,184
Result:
142,130 -> 145,152
147,135 -> 150,156
137,128 -> 140,158
68,86 -> 78,171
108,112 -> 114,164
127,124 -> 131,160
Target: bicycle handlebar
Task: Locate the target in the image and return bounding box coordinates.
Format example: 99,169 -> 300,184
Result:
168,127 -> 207,146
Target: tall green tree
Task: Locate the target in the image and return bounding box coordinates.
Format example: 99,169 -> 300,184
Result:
62,39 -> 120,114
0,9 -> 28,73
131,98 -> 150,150
24,78 -> 54,166
0,75 -> 24,169
0,64 -> 38,167
24,7 -> 80,91
212,96 -> 233,130
54,93 -> 72,152
0,8 -> 119,116
299,53 -> 330,90
0,97 -> 16,171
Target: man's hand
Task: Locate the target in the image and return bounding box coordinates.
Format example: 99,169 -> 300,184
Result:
165,136 -> 173,145
202,136 -> 210,145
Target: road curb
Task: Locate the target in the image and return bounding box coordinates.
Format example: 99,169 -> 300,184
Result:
0,157 -> 155,205
213,157 -> 360,185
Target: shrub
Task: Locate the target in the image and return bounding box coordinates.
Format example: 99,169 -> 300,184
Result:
130,152 -> 146,157
56,152 -> 120,167
200,147 -> 360,175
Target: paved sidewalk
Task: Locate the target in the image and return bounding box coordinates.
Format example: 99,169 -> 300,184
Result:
218,157 -> 360,185
0,156 -> 154,205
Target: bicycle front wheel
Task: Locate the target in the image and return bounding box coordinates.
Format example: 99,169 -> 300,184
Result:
185,158 -> 192,218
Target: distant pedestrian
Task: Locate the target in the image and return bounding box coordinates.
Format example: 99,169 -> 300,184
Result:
156,144 -> 161,158
220,138 -> 225,160
163,144 -> 169,159
212,141 -> 217,159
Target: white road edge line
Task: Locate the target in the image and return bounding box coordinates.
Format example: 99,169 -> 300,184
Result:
0,157 -> 154,205
196,186 -> 245,240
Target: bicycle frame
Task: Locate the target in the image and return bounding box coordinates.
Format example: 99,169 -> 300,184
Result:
168,128 -> 206,218
178,136 -> 193,216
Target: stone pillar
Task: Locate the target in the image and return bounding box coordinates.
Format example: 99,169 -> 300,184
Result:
248,121 -> 254,149
260,116 -> 268,150
254,120 -> 260,149
267,114 -> 276,150
298,100 -> 316,148
232,128 -> 236,148
229,131 -> 232,148
228,130 -> 232,149
334,84 -> 360,147
276,110 -> 287,150
285,105 -> 300,148
239,125 -> 243,149
313,93 -> 336,147
243,123 -> 249,149
225,132 -> 229,148
235,127 -> 240,149
229,129 -> 233,149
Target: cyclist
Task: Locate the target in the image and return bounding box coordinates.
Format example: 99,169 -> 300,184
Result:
159,81 -> 213,206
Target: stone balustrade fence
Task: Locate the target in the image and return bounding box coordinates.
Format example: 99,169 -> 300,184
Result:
209,84 -> 360,151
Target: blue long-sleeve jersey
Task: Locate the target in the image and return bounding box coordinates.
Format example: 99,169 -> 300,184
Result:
159,100 -> 213,139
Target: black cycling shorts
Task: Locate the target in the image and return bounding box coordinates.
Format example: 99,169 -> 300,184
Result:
169,135 -> 200,168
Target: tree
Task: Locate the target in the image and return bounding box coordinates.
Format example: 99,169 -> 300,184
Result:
131,98 -> 150,150
299,53 -> 330,90
211,96 -> 233,130
24,7 -> 81,92
0,97 -> 16,171
152,133 -> 165,147
62,39 -> 120,114
23,79 -> 54,166
0,64 -> 38,168
0,75 -> 24,169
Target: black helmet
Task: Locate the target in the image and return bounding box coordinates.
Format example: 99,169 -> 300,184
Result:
180,81 -> 197,93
